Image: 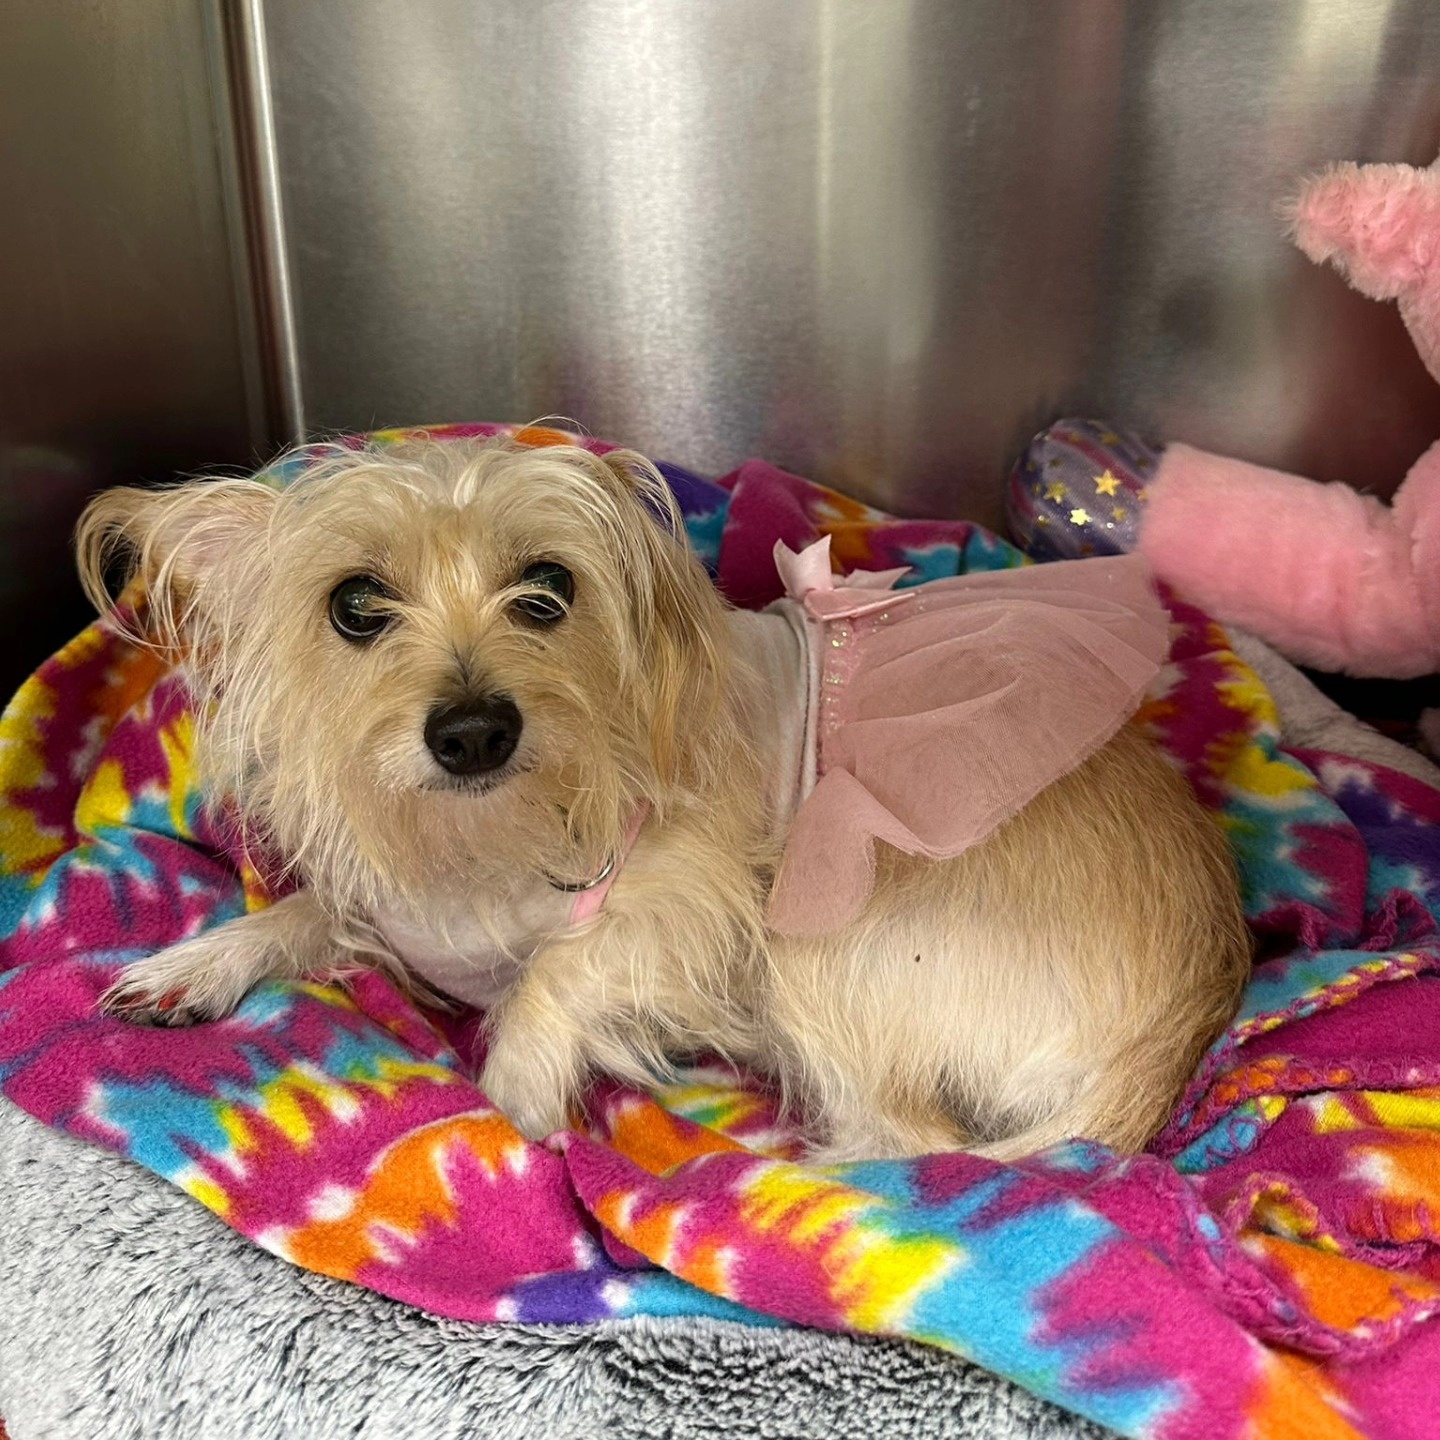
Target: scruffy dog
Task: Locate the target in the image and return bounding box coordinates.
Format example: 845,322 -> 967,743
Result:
78,437 -> 1250,1161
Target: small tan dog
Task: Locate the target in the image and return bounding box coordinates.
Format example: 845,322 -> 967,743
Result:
78,436 -> 1250,1161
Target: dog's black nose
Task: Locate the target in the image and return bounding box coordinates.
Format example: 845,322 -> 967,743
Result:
424,696 -> 523,777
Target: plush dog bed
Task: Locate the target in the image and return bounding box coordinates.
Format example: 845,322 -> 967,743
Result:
0,1099 -> 1110,1440
6,424 -> 1440,1440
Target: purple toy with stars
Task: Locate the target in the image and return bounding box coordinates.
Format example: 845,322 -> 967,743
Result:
1006,417 -> 1157,561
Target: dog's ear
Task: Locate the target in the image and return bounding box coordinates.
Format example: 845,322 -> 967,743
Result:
600,452 -> 729,788
1287,159 -> 1440,300
75,477 -> 278,650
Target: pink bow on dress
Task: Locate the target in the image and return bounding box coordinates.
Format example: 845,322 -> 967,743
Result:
772,537 -> 914,620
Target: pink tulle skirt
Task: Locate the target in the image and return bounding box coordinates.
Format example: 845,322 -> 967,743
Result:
765,541 -> 1172,935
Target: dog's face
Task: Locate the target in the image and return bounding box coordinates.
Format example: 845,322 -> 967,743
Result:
78,439 -> 729,903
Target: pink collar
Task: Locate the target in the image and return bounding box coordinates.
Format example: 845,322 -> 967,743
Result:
559,804 -> 649,925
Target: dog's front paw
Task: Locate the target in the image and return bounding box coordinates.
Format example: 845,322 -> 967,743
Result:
101,937 -> 256,1027
480,1043 -> 573,1141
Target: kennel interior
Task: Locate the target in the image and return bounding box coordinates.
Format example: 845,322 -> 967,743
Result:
5,4 -> 1440,1438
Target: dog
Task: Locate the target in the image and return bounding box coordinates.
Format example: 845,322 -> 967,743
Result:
77,435 -> 1251,1161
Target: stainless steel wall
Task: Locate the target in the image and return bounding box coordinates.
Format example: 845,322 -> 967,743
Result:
262,0 -> 1440,526
7,2 -> 1440,695
1,0 -> 266,691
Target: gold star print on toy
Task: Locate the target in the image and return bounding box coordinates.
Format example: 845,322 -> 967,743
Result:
1006,420 -> 1157,561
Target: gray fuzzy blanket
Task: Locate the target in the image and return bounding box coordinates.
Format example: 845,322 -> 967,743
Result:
0,1102 -> 1107,1439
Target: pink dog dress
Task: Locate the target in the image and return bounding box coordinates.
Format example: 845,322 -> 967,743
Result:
753,540 -> 1172,935
379,542 -> 1170,1005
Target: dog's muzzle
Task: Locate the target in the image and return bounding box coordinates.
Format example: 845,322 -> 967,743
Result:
424,695 -> 523,778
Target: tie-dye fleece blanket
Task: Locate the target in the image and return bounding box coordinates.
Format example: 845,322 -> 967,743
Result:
4,423 -> 1440,1440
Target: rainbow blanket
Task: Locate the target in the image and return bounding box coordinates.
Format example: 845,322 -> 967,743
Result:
4,424 -> 1440,1440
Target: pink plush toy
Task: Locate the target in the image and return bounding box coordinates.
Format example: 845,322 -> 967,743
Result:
1139,152 -> 1440,679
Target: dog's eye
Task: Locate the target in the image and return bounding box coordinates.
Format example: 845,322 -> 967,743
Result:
513,562 -> 574,626
328,575 -> 392,642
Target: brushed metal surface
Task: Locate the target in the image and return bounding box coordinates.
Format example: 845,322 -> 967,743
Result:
8,0 -> 1440,704
262,0 -> 1440,526
0,0 -> 264,691
228,0 -> 306,442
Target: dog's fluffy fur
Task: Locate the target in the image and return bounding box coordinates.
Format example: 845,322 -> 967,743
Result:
77,436 -> 1250,1159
